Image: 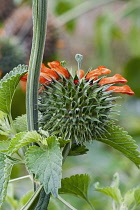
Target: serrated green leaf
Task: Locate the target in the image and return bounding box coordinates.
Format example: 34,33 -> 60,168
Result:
134,186 -> 140,206
68,143 -> 89,156
0,153 -> 13,207
25,136 -> 62,197
13,115 -> 27,133
95,173 -> 122,204
8,131 -> 41,155
59,174 -> 90,202
95,123 -> 140,168
0,65 -> 28,114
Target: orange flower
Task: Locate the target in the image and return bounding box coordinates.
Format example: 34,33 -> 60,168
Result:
107,85 -> 134,95
85,66 -> 111,80
99,74 -> 127,86
76,69 -> 85,79
21,73 -> 28,81
48,61 -> 70,79
20,62 -> 134,96
41,64 -> 59,80
39,72 -> 52,85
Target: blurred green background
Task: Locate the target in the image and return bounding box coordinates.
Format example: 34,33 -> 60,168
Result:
0,0 -> 140,209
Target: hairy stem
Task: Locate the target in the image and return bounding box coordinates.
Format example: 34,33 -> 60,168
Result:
26,0 -> 48,206
26,0 -> 47,131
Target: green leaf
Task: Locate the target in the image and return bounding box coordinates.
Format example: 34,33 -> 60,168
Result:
58,137 -> 70,148
95,123 -> 140,168
0,141 -> 10,152
68,143 -> 89,156
0,111 -> 11,137
59,174 -> 90,202
123,189 -> 135,207
0,153 -> 13,207
134,186 -> 140,206
13,114 -> 27,133
0,65 -> 28,114
18,191 -> 34,209
95,173 -> 122,204
21,186 -> 42,210
8,131 -> 41,155
25,136 -> 62,197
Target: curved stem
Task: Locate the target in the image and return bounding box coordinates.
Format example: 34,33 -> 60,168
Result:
26,0 -> 48,205
26,0 -> 48,131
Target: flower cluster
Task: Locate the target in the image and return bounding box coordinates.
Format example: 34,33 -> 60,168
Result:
20,59 -> 134,143
21,61 -> 134,95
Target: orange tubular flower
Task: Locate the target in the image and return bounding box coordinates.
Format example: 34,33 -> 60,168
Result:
20,61 -> 134,96
85,66 -> 111,80
107,85 -> 135,95
39,72 -> 52,85
76,69 -> 85,79
99,74 -> 128,86
41,64 -> 59,80
48,61 -> 70,79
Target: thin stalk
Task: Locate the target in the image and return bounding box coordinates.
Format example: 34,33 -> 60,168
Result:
58,195 -> 77,210
9,175 -> 31,183
75,54 -> 83,79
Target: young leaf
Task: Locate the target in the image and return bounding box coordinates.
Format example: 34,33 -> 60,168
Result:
95,173 -> 122,204
0,153 -> 13,207
25,136 -> 62,197
95,123 -> 140,168
13,114 -> 27,133
134,186 -> 140,206
95,184 -> 122,204
0,65 -> 28,114
18,191 -> 34,209
123,189 -> 135,207
8,131 -> 41,155
59,174 -> 90,203
68,143 -> 89,156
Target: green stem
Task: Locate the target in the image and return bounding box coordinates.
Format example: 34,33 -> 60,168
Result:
9,175 -> 31,183
62,143 -> 71,164
26,0 -> 48,206
26,0 -> 48,131
58,195 -> 77,210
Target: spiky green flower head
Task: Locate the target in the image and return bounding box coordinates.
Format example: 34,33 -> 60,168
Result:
38,54 -> 134,144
